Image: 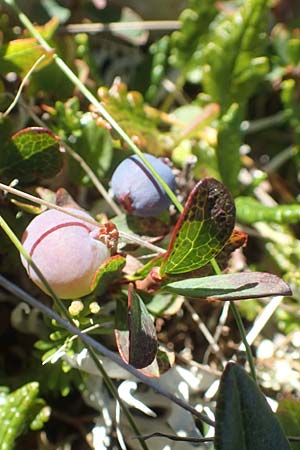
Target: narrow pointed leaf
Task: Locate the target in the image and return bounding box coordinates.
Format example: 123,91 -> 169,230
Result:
163,272 -> 292,300
160,178 -> 235,275
128,284 -> 157,368
215,363 -> 291,450
0,382 -> 49,450
115,286 -> 157,369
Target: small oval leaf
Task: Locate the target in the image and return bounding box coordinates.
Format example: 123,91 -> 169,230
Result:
0,127 -> 63,182
160,178 -> 235,275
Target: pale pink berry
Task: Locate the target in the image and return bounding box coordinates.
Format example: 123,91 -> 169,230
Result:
21,208 -> 110,299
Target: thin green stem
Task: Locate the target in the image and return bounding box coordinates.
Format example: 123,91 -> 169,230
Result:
0,215 -> 71,322
229,301 -> 257,382
0,182 -> 164,254
1,54 -> 46,117
0,215 -> 149,450
0,274 -> 216,428
211,258 -> 257,382
4,0 -> 183,214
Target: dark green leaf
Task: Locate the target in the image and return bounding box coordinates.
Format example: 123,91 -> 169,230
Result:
215,362 -> 291,450
128,284 -> 157,368
115,285 -> 157,369
160,178 -> 235,275
163,272 -> 292,300
0,127 -> 63,182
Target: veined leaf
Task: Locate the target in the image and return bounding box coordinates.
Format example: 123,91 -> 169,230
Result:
160,178 -> 235,275
0,127 -> 63,182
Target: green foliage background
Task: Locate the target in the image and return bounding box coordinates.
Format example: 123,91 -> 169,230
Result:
1,0 -> 300,449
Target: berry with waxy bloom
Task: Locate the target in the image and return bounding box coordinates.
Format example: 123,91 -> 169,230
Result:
20,208 -> 117,299
111,153 -> 176,217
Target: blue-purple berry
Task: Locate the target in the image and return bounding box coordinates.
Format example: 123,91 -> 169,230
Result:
111,153 -> 176,216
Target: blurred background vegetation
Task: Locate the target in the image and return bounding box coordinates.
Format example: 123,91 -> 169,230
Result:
1,0 -> 300,449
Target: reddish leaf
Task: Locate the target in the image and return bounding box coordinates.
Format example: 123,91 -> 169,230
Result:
115,285 -> 157,369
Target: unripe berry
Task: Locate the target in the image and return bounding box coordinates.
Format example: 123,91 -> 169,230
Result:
111,153 -> 176,217
21,208 -> 111,299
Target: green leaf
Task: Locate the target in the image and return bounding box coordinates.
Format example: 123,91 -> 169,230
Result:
163,272 -> 292,300
170,0 -> 218,79
0,127 -> 63,183
202,0 -> 269,110
236,196 -> 300,224
272,23 -> 300,67
215,363 -> 291,450
277,398 -> 300,450
160,178 -> 235,275
115,285 -> 157,369
281,79 -> 300,144
91,255 -> 126,296
128,284 -> 157,368
217,103 -> 241,196
0,38 -> 53,76
0,382 -> 49,450
146,35 -> 170,101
